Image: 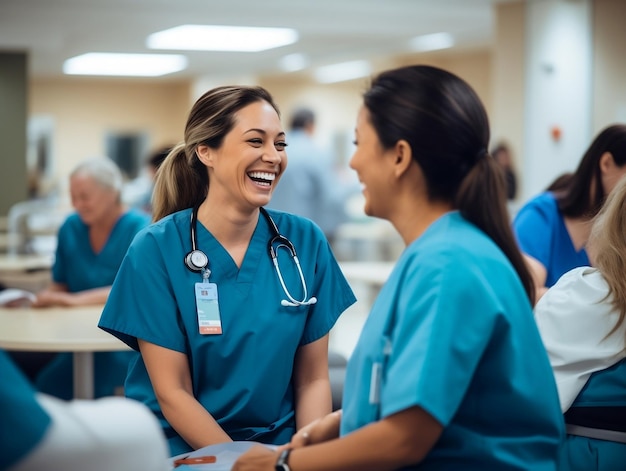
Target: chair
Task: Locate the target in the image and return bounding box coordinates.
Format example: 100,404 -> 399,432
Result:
328,350 -> 348,411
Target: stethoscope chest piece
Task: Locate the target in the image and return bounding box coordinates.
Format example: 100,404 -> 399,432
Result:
185,249 -> 208,273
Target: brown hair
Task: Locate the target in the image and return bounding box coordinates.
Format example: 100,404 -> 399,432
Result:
152,86 -> 280,222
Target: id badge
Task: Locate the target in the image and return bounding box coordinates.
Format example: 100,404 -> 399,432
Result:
195,282 -> 222,335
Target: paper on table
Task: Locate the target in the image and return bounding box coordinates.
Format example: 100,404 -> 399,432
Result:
170,441 -> 277,470
0,288 -> 36,307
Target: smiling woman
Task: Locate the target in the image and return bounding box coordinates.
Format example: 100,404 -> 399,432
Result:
98,85 -> 356,457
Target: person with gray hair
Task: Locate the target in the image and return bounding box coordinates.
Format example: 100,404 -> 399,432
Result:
11,157 -> 151,399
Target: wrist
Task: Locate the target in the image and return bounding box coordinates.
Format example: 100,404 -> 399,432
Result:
275,448 -> 292,471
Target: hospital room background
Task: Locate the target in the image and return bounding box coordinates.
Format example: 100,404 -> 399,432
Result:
1,0 -> 626,360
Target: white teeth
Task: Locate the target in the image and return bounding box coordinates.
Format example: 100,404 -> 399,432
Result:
248,172 -> 275,181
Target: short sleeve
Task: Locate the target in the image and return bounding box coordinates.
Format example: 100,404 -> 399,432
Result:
98,230 -> 186,353
0,350 -> 51,470
300,235 -> 356,345
380,254 -> 497,426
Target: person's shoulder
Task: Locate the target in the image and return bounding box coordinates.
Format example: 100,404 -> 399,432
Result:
513,192 -> 560,227
122,209 -> 152,226
61,212 -> 82,226
130,208 -> 191,244
520,191 -> 557,212
57,212 -> 84,233
410,212 -> 511,275
263,208 -> 325,237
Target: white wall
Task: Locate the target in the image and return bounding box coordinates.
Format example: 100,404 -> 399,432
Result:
522,0 -> 593,201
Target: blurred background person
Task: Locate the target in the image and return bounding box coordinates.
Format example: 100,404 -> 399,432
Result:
9,157 -> 150,398
122,145 -> 171,215
267,107 -> 352,245
491,141 -> 518,201
513,124 -> 626,302
534,176 -> 626,470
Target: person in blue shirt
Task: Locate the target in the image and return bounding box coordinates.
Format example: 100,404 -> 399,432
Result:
534,176 -> 626,470
267,107 -> 352,244
513,124 -> 626,302
234,65 -> 564,471
0,349 -> 169,471
98,85 -> 356,456
10,158 -> 151,398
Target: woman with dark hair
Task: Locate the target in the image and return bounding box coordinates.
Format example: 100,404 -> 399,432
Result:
513,125 -> 626,302
98,86 -> 355,456
234,65 -> 563,470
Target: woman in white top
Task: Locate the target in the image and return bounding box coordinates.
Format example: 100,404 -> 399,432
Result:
534,175 -> 626,471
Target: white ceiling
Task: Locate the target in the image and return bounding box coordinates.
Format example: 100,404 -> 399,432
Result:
0,0 -> 516,82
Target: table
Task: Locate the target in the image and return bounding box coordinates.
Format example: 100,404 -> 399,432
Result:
0,305 -> 129,399
0,253 -> 54,272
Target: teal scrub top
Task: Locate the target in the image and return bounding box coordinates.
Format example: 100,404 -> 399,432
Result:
559,360 -> 626,471
0,349 -> 51,470
99,208 -> 356,456
341,212 -> 564,470
36,210 -> 150,399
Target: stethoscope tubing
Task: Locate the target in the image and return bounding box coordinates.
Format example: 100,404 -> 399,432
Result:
185,206 -> 316,307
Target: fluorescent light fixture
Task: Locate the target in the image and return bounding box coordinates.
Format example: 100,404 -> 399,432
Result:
63,53 -> 187,77
279,53 -> 309,72
147,25 -> 298,52
409,32 -> 454,52
314,60 -> 371,84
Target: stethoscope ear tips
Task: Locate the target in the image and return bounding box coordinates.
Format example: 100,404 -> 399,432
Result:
281,297 -> 317,307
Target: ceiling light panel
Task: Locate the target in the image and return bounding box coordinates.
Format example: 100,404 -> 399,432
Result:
147,25 -> 299,52
63,53 -> 188,77
313,60 -> 371,84
409,32 -> 455,52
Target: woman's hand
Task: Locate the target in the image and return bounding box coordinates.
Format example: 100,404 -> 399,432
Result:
279,410 -> 342,452
33,290 -> 74,307
232,445 -> 278,471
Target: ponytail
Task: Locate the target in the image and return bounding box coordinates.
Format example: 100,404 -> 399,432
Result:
151,142 -> 208,222
455,155 -> 536,303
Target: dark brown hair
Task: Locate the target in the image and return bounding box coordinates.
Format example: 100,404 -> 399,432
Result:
363,65 -> 535,302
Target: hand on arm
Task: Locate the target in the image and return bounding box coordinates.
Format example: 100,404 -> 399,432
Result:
282,409 -> 342,451
138,339 -> 232,449
33,283 -> 111,307
234,406 -> 443,471
293,335 -> 333,430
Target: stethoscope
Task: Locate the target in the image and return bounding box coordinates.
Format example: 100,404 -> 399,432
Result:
185,205 -> 317,307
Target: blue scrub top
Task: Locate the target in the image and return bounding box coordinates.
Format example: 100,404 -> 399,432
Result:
52,210 -> 151,291
0,349 -> 51,470
36,210 -> 150,399
513,192 -> 589,287
99,208 -> 356,456
559,359 -> 626,471
342,212 -> 564,470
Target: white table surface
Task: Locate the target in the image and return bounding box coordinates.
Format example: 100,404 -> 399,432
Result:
0,253 -> 54,272
0,304 -> 129,399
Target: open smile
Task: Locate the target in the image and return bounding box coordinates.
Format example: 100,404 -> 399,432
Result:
247,171 -> 275,187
